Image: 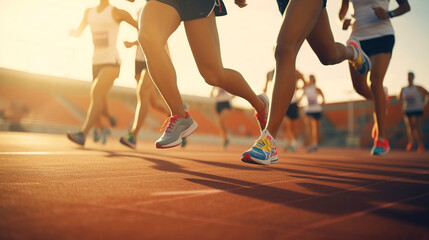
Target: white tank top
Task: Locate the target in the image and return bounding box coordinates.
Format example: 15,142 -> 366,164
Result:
350,0 -> 394,41
88,5 -> 121,65
304,85 -> 322,113
401,86 -> 424,112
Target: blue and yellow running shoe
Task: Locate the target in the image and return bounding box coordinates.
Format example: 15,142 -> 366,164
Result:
241,130 -> 278,165
348,38 -> 371,75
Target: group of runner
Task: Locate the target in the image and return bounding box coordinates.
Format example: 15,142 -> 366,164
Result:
66,0 -> 427,165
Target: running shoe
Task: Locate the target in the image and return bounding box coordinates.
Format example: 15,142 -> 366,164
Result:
371,138 -> 390,155
417,144 -> 425,154
223,138 -> 230,149
120,131 -> 136,149
307,145 -> 318,153
101,128 -> 110,145
347,38 -> 371,75
406,143 -> 413,152
93,129 -> 100,142
155,111 -> 198,149
241,130 -> 278,165
254,93 -> 269,131
181,137 -> 187,148
67,131 -> 85,146
109,116 -> 117,127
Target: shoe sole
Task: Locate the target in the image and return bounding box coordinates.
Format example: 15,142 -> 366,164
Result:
241,153 -> 278,165
156,121 -> 198,149
120,137 -> 136,149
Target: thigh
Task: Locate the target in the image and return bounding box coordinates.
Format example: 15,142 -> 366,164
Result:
369,53 -> 392,84
277,0 -> 323,50
306,9 -> 338,59
140,1 -> 181,47
94,66 -> 120,92
184,12 -> 223,75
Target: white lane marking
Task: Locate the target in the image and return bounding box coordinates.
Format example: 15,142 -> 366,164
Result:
151,189 -> 223,196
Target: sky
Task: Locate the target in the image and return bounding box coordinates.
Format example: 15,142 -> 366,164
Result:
0,0 -> 428,108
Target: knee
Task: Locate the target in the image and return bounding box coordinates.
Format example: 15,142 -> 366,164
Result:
317,51 -> 339,66
200,68 -> 224,87
274,42 -> 297,62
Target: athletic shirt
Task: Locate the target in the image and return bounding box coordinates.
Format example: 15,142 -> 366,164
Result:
350,0 -> 394,41
214,87 -> 231,103
135,8 -> 146,62
88,5 -> 121,65
401,86 -> 424,112
304,85 -> 322,113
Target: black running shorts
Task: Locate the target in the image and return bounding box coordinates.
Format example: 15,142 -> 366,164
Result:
216,101 -> 231,114
285,102 -> 299,120
359,35 -> 395,57
276,0 -> 327,15
152,0 -> 227,21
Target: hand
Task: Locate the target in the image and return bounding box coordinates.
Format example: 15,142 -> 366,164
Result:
68,29 -> 79,37
296,70 -> 304,80
123,41 -> 134,48
235,0 -> 247,8
372,7 -> 389,19
126,0 -> 135,2
342,18 -> 351,30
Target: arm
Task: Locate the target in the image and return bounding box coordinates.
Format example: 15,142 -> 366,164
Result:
112,8 -> 139,30
417,86 -> 429,106
339,0 -> 352,30
124,40 -> 139,48
373,0 -> 410,20
317,88 -> 326,105
69,8 -> 90,37
234,0 -> 247,8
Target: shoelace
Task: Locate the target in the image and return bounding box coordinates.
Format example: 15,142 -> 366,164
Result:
160,115 -> 180,133
254,137 -> 273,152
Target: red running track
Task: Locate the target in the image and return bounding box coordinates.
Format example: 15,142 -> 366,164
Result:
0,132 -> 428,240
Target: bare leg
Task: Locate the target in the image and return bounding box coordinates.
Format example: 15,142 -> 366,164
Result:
306,10 -> 355,65
130,70 -> 152,137
368,53 -> 391,140
415,116 -> 424,147
139,1 -> 182,117
267,0 -> 324,138
183,13 -> 265,113
217,111 -> 228,143
349,64 -> 372,100
80,66 -> 119,137
404,115 -> 414,147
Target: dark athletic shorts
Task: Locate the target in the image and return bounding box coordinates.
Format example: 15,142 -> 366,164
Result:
276,0 -> 327,15
360,35 -> 395,57
405,110 -> 423,117
135,60 -> 147,76
92,63 -> 120,81
306,111 -> 322,120
152,0 -> 227,21
285,102 -> 299,120
216,101 -> 231,114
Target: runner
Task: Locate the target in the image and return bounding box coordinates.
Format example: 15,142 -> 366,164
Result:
210,87 -> 234,149
399,71 -> 428,153
67,0 -> 138,146
299,75 -> 325,152
339,0 -> 411,155
242,0 -> 370,165
138,0 -> 269,149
